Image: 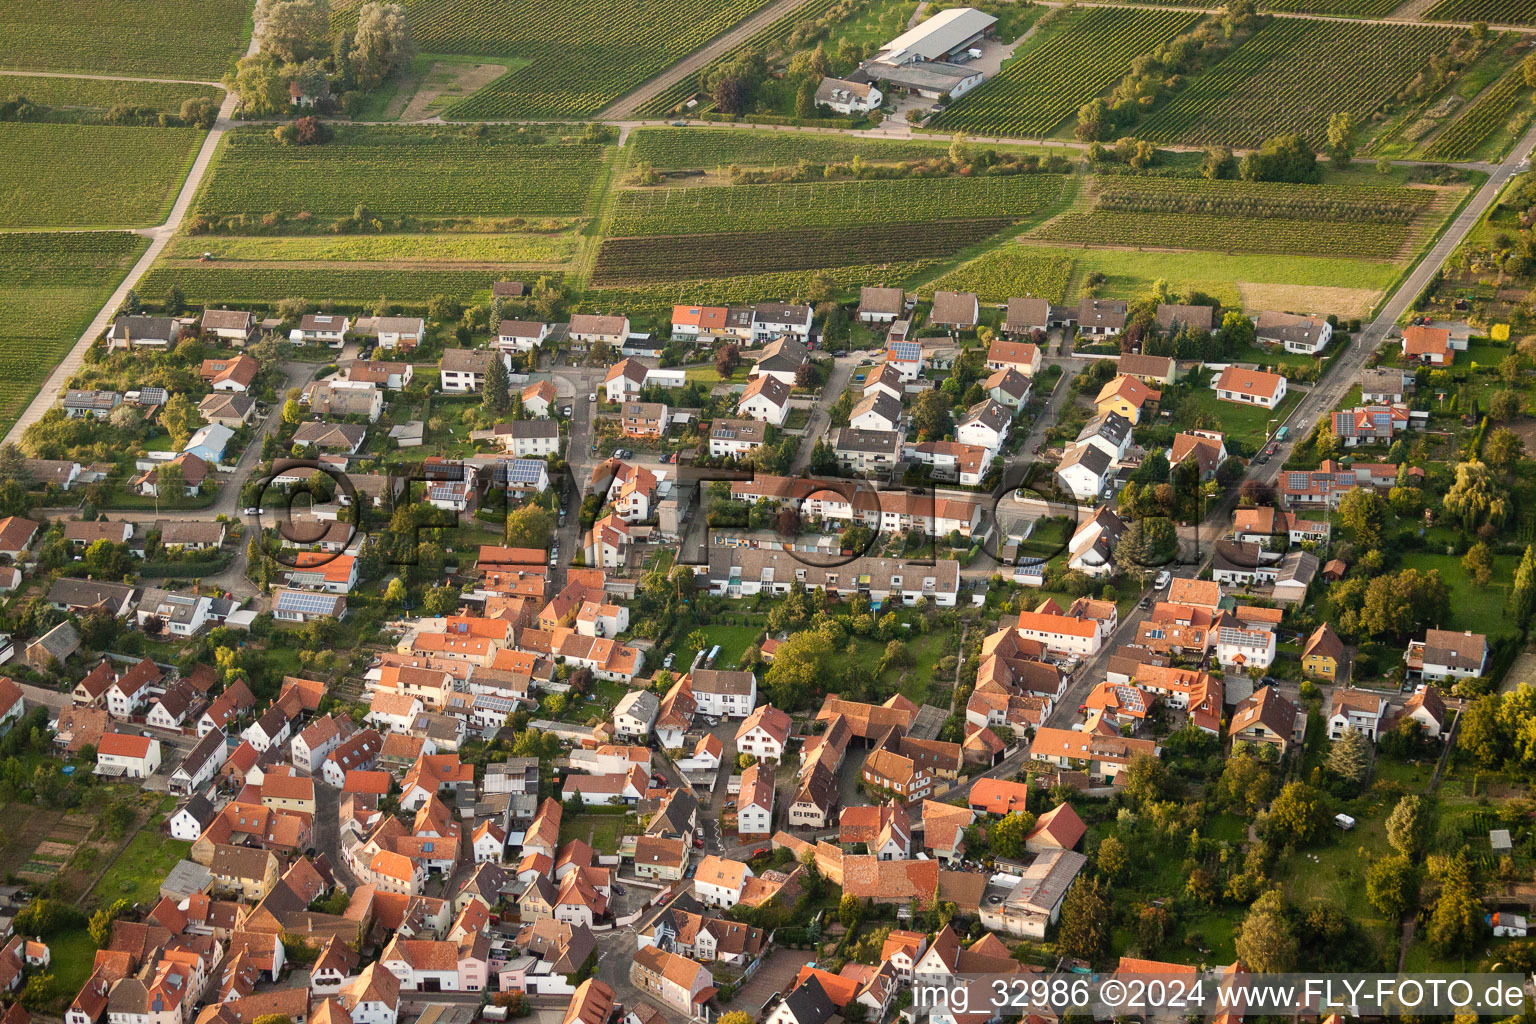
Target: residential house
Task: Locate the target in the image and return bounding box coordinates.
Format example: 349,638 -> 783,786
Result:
737,374 -> 791,426
440,350 -> 495,393
202,308 -> 258,345
1402,324 -> 1452,365
928,291 -> 979,330
568,314 -> 630,352
628,947 -> 713,1020
106,315 -> 180,351
96,733 -> 162,779
1328,689 -> 1388,741
751,337 -> 810,386
1302,623 -> 1345,681
849,390 -> 901,433
1406,629 -> 1488,682
833,427 -> 901,475
1001,300 -> 1048,340
374,317 -> 425,350
293,315 -> 351,347
200,355 -> 260,393
1256,311 -> 1332,354
1229,686 -> 1306,754
1078,298 -> 1128,338
815,76 -> 882,113
735,705 -> 791,761
858,287 -> 905,324
1094,374 -> 1159,424
956,398 -> 1010,453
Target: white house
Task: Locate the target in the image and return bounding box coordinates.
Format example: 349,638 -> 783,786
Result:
736,763 -> 773,836
497,320 -> 550,352
815,76 -> 883,114
1256,311 -> 1332,355
690,669 -> 757,719
96,733 -> 161,779
738,375 -> 791,426
1214,366 -> 1287,409
293,314 -> 351,347
1327,689 -> 1389,741
1054,444 -> 1111,502
956,399 -> 1010,453
692,855 -> 752,909
734,705 -> 791,762
375,317 -> 426,349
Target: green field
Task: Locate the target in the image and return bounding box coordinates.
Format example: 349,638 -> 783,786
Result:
0,122 -> 205,228
194,125 -> 610,225
334,0 -> 776,117
0,231 -> 146,434
584,259 -> 943,318
928,6 -> 1198,137
593,218 -> 1013,284
136,264 -> 513,307
608,174 -> 1065,235
1015,244 -> 1400,309
89,830 -> 192,907
1422,66 -> 1535,161
1137,20 -> 1461,149
628,127 -> 965,169
166,231 -> 581,264
1173,383 -> 1302,447
0,74 -> 222,116
1398,551 -> 1521,636
1033,211 -> 1413,260
0,0 -> 250,78
1425,0 -> 1536,22
922,244 -> 1074,302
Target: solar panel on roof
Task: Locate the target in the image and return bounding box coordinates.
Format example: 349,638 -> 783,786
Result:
506,460 -> 545,483
889,341 -> 921,361
276,590 -> 338,614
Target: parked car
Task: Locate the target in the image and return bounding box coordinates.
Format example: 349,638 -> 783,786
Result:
1155,570 -> 1171,589
588,392 -> 597,402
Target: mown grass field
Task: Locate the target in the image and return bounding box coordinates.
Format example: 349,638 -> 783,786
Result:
0,231 -> 146,434
0,0 -> 251,78
332,0 -> 775,118
136,264 -> 513,307
928,6 -> 1198,137
608,174 -> 1065,234
1136,19 -> 1460,149
0,74 -> 222,115
166,231 -> 582,264
90,830 -> 192,907
194,125 -> 611,225
0,122 -> 205,228
628,127 -> 969,169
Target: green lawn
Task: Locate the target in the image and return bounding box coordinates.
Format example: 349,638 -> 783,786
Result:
46,927 -> 98,1003
89,830 -> 191,908
1172,385 -> 1303,450
669,624 -> 763,669
558,811 -> 633,854
1397,550 -> 1521,636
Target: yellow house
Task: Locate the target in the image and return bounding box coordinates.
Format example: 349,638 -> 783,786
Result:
1094,374 -> 1161,424
209,844 -> 281,901
1302,623 -> 1344,681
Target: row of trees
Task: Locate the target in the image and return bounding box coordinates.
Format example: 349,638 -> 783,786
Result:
229,0 -> 415,115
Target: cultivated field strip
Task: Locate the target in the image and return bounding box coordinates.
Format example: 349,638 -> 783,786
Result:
1028,176 -> 1444,260
607,174 -> 1065,235
0,122 -> 206,229
333,0 -> 776,117
927,6 -> 1198,138
0,75 -> 222,113
1136,19 -> 1460,148
923,245 -> 1075,302
194,126 -> 609,222
0,0 -> 249,78
591,218 -> 1014,284
1424,0 -> 1536,22
135,265 -> 537,306
633,0 -> 845,117
627,127 -> 957,169
1422,67 -> 1531,159
0,231 -> 146,433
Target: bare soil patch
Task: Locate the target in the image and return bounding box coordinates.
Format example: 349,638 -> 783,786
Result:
1237,282 -> 1379,318
398,61 -> 507,122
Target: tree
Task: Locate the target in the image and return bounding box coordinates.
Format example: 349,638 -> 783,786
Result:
1525,50 -> 1536,88
714,343 -> 740,378
156,460 -> 185,499
421,585 -> 458,616
1268,781 -> 1328,847
795,78 -> 817,118
1358,568 -> 1449,641
255,0 -> 331,62
1427,854 -> 1484,955
1096,835 -> 1128,881
383,577 -> 406,608
912,390 -> 953,440
763,630 -> 834,708
1217,752 -> 1275,815
1337,488 -> 1388,550
282,398 -> 303,425
775,506 -> 801,538
1114,517 -> 1177,573
1485,427 -> 1523,470
809,438 -> 836,475
87,898 -> 130,948
717,1013 -> 754,1024
1239,133 -> 1319,184
504,505 -> 551,549
351,1 -> 416,90
1462,541 -> 1495,587
1490,389 -> 1522,421
1057,875 -> 1111,962
1443,460 -> 1508,531
1326,111 -> 1358,168
990,810 -> 1034,859
1513,544 -> 1536,625
483,354 -> 511,415
1122,754 -> 1167,805
1201,145 -> 1234,180
1137,904 -> 1170,950
1386,794 -> 1430,857
1235,889 -> 1297,972
161,393 -> 201,449
1326,727 -> 1370,786
1366,854 -> 1418,921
